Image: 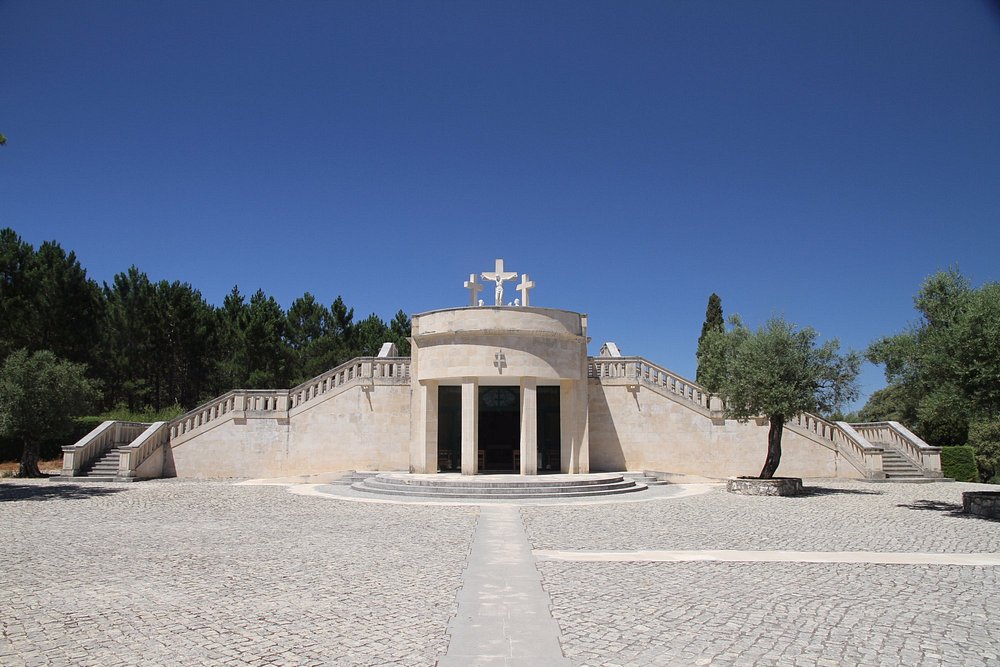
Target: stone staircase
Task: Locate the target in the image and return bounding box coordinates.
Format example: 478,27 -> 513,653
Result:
622,471 -> 671,486
328,470 -> 381,486
79,449 -> 122,482
353,472 -> 647,499
880,448 -> 930,481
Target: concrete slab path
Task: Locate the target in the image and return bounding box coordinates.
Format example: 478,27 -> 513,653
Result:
438,505 -> 572,667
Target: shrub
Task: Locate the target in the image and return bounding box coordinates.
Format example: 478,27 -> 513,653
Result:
968,419 -> 1000,483
939,446 -> 979,482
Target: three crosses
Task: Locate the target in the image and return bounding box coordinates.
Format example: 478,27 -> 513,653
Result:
464,259 -> 535,307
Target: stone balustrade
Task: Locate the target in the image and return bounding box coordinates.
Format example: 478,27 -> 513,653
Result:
289,357 -> 410,409
589,356 -> 887,479
117,421 -> 171,480
850,421 -> 942,475
170,356 -> 413,442
61,420 -> 150,477
589,357 -> 710,411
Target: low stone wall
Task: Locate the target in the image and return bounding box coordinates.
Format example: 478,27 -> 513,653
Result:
962,491 -> 1000,520
726,477 -> 804,496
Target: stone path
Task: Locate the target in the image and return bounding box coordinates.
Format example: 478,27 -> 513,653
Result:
534,549 -> 1000,566
438,505 -> 571,666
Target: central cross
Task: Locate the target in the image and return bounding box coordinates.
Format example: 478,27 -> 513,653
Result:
481,258 -> 517,306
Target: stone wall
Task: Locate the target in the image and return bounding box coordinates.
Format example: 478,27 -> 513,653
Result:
167,384 -> 411,478
587,380 -> 861,479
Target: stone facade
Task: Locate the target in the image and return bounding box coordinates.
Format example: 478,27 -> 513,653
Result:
63,302 -> 943,482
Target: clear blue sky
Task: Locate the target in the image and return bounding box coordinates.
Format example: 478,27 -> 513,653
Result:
3,1 -> 999,409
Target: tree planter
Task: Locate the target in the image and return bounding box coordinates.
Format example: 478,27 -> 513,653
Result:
962,491 -> 1000,520
727,476 -> 804,496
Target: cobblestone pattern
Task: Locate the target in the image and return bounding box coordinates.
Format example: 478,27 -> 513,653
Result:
1,479 -> 477,666
522,482 -> 1000,666
521,481 -> 1000,553
539,560 -> 1000,667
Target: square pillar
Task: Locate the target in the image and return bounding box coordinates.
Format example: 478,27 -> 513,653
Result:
520,377 -> 537,475
561,379 -> 590,474
410,380 -> 438,473
461,378 -> 478,475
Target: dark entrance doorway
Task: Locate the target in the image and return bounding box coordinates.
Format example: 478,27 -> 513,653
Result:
478,386 -> 520,472
537,386 -> 561,472
437,386 -> 461,472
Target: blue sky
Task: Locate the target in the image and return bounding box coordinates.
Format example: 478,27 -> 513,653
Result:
3,1 -> 999,409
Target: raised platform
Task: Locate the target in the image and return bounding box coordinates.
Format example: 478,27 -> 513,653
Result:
352,472 -> 647,499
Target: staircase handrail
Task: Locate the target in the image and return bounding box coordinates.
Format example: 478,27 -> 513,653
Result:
589,355 -> 885,478
61,420 -> 150,477
588,356 -> 712,412
117,421 -> 171,479
289,356 -> 411,409
170,356 -> 413,439
170,388 -> 289,439
849,421 -> 942,474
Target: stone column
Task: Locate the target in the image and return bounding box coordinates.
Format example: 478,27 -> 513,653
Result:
560,378 -> 590,474
410,380 -> 439,473
461,378 -> 478,475
520,377 -> 537,475
559,380 -> 575,473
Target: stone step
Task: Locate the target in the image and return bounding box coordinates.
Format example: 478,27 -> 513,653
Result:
352,472 -> 647,499
353,481 -> 647,500
359,478 -> 639,496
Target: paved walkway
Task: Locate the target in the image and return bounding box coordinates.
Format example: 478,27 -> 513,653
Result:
1,477 -> 998,666
438,505 -> 571,666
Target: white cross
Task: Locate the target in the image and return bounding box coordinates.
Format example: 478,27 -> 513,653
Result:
494,350 -> 507,374
515,274 -> 535,307
481,258 -> 517,306
463,273 -> 483,306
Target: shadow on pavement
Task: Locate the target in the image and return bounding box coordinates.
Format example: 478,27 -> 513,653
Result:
797,486 -> 885,497
0,482 -> 127,502
896,499 -> 1000,522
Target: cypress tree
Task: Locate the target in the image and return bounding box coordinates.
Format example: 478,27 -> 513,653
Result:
696,293 -> 725,391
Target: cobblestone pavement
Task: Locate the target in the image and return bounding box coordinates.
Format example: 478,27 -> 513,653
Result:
522,481 -> 1000,666
1,479 -> 477,666
2,478 -> 998,666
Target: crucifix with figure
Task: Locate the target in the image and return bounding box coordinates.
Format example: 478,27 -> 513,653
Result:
481,259 -> 517,306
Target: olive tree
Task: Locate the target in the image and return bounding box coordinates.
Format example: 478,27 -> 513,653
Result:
717,317 -> 860,479
0,349 -> 100,477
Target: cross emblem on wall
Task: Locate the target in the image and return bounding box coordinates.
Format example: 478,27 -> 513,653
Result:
494,350 -> 507,374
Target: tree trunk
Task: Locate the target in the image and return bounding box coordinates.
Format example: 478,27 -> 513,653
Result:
18,439 -> 43,478
759,414 -> 784,479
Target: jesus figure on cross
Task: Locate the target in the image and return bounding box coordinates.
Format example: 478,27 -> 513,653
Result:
481,259 -> 518,306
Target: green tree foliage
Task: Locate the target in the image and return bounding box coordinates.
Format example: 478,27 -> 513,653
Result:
103,268 -> 221,410
967,420 -> 1000,483
0,349 -> 100,477
389,309 -> 412,356
716,317 -> 860,478
696,293 -> 725,392
354,313 -> 391,357
0,228 -> 411,434
0,229 -> 36,358
0,231 -> 102,362
286,292 -> 337,383
864,269 -> 1000,449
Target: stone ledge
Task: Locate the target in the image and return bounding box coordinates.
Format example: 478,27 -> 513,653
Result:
726,477 -> 804,496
